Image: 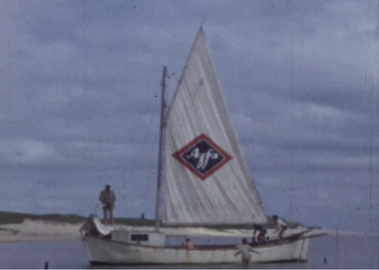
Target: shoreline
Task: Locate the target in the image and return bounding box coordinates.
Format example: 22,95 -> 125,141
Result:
0,219 -> 83,243
0,219 -> 374,244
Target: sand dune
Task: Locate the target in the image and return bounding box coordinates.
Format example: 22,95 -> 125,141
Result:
0,219 -> 83,242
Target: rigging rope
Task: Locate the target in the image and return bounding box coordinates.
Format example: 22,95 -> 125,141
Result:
118,91 -> 163,219
120,92 -> 158,183
118,67 -> 182,218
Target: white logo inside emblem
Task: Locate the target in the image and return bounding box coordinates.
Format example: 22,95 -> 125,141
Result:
185,148 -> 219,170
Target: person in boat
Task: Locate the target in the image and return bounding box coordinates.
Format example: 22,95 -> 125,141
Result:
183,238 -> 195,250
272,215 -> 287,241
234,238 -> 260,267
99,184 -> 116,225
252,224 -> 267,244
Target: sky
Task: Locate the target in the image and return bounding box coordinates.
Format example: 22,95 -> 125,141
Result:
0,0 -> 378,233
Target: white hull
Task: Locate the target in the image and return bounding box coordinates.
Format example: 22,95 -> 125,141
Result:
82,235 -> 310,265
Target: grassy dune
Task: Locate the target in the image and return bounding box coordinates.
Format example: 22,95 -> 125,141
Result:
0,211 -> 155,226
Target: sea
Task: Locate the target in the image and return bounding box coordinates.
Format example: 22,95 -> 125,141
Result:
0,235 -> 378,269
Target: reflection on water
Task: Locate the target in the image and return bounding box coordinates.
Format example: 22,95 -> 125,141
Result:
0,235 -> 377,269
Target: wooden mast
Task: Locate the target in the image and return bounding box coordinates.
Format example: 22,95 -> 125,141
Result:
154,66 -> 167,231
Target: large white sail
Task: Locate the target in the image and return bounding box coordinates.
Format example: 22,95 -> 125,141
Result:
162,27 -> 267,226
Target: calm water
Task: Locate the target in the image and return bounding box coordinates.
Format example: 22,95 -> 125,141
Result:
0,235 -> 378,269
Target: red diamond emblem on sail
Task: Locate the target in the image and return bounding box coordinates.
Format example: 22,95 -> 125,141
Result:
172,133 -> 232,181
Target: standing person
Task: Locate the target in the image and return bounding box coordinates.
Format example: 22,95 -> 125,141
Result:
272,215 -> 287,241
183,238 -> 195,250
99,185 -> 116,225
234,238 -> 261,268
252,224 -> 267,244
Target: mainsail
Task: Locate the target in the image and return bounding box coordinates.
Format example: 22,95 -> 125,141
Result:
162,27 -> 267,226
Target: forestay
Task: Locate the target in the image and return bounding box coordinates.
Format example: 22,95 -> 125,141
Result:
162,27 -> 267,226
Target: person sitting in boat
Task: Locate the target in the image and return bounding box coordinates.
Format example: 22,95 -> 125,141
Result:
183,238 -> 195,250
272,215 -> 287,241
99,184 -> 116,225
234,238 -> 261,267
252,224 -> 267,244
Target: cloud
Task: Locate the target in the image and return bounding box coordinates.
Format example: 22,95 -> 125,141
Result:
0,139 -> 60,165
0,0 -> 377,233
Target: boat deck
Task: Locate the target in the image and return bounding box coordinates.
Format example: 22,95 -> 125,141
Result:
164,230 -> 326,250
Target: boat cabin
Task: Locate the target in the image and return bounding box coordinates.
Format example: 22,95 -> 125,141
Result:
111,230 -> 165,247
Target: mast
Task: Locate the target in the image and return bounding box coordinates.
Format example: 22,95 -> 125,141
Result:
154,65 -> 167,231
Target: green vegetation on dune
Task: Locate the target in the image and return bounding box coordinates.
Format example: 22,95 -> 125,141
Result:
0,211 -> 155,226
0,211 -> 86,225
114,217 -> 155,226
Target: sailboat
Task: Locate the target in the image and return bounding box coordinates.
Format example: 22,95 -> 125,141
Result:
80,27 -> 326,265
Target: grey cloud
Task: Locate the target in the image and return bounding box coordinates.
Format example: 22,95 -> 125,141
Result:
0,0 -> 377,233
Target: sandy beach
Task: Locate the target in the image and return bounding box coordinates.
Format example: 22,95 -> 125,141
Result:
0,218 -> 349,243
0,219 -> 84,242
